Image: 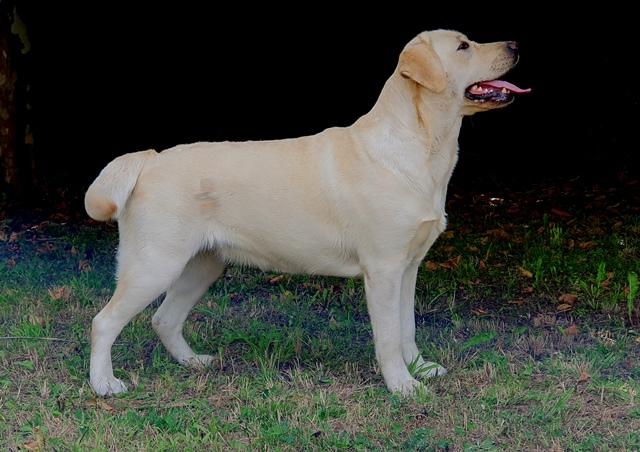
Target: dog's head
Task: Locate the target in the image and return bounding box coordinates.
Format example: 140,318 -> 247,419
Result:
399,29 -> 530,115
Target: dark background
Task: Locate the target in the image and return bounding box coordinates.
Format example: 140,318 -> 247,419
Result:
10,5 -> 640,201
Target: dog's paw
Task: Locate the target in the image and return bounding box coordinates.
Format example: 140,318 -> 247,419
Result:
91,376 -> 128,396
181,354 -> 214,368
388,377 -> 424,396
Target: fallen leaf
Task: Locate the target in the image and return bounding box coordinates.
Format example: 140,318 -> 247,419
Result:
29,314 -> 46,327
7,258 -> 16,269
440,255 -> 461,270
486,228 -> 510,241
86,398 -> 116,413
564,324 -> 579,336
70,246 -> 79,255
578,241 -> 597,250
601,272 -> 615,288
97,398 -> 116,413
478,259 -> 486,270
425,261 -> 439,272
557,303 -> 573,312
78,260 -> 92,272
425,257 -> 461,271
302,282 -> 321,290
471,308 -> 488,316
550,208 -> 572,218
522,286 -> 534,294
441,231 -> 454,240
519,266 -> 533,279
578,370 -> 590,383
22,441 -> 41,450
48,286 -> 72,301
22,427 -> 44,451
269,275 -> 285,284
558,293 -> 578,304
467,245 -> 480,253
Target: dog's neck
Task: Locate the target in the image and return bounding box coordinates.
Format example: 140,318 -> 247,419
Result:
354,71 -> 463,199
359,72 -> 463,148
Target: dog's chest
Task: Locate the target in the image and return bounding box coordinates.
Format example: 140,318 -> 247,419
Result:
406,214 -> 447,263
398,148 -> 456,262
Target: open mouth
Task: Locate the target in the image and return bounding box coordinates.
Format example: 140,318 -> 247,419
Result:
465,80 -> 531,104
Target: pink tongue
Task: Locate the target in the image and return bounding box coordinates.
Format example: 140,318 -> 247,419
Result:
481,80 -> 531,94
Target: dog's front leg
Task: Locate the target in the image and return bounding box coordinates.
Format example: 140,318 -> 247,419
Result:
400,262 -> 447,378
364,264 -> 423,395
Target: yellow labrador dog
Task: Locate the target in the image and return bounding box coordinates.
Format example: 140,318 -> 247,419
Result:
85,29 -> 530,396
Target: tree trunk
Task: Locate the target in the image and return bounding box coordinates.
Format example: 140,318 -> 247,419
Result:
0,3 -> 19,196
0,0 -> 34,201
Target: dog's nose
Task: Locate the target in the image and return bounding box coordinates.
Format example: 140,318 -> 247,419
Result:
506,41 -> 519,57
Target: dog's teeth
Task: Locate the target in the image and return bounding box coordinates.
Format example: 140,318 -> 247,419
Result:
501,88 -> 508,93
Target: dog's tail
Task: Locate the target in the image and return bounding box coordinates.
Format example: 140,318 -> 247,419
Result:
84,149 -> 157,221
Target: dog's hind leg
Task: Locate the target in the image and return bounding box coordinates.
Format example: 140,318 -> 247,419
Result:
90,251 -> 191,396
151,252 -> 224,367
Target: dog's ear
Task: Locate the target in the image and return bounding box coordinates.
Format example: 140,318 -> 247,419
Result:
399,36 -> 446,93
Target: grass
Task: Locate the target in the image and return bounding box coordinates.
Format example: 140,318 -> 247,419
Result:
1,180 -> 639,450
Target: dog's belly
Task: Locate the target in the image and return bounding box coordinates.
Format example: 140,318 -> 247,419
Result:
217,247 -> 361,277
206,226 -> 362,277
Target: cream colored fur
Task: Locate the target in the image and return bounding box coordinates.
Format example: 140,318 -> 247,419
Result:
85,30 -> 520,396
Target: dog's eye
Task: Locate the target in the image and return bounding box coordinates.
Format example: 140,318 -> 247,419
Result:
457,41 -> 470,51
